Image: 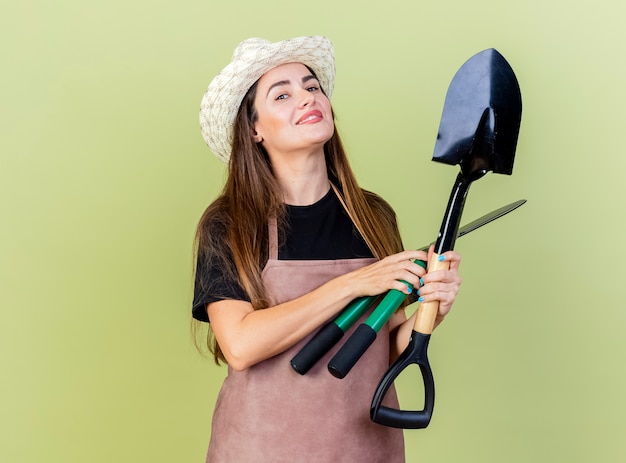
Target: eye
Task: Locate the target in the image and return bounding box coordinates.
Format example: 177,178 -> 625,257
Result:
307,85 -> 320,92
275,93 -> 288,100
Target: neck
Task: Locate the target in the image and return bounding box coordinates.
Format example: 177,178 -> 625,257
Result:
270,149 -> 330,206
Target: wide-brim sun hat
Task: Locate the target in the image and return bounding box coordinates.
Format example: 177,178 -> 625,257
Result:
199,36 -> 336,162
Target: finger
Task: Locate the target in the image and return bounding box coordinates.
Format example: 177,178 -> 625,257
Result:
419,278 -> 461,298
396,268 -> 423,290
424,249 -> 461,268
421,268 -> 456,286
417,287 -> 455,306
443,251 -> 462,271
385,254 -> 428,278
427,244 -> 435,263
395,249 -> 429,264
409,259 -> 428,278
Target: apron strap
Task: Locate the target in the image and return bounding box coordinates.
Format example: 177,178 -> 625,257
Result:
268,216 -> 279,260
330,182 -> 376,257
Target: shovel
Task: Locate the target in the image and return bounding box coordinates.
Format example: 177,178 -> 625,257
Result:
369,48 -> 522,429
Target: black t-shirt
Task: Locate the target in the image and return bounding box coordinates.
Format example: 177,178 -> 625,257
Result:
192,189 -> 373,322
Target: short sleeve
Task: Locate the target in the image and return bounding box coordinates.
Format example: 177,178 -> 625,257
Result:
192,227 -> 250,323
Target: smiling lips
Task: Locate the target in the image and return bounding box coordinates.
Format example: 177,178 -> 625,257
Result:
296,110 -> 323,125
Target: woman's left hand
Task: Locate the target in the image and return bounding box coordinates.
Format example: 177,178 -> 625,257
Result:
418,245 -> 462,318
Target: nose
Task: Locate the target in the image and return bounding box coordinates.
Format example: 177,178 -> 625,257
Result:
298,89 -> 315,108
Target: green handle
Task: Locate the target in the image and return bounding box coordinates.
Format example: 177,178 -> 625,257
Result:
334,296 -> 375,331
365,259 -> 427,332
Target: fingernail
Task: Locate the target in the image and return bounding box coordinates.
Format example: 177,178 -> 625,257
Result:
406,284 -> 413,294
438,255 -> 445,262
418,296 -> 424,302
419,278 -> 424,286
416,289 -> 421,296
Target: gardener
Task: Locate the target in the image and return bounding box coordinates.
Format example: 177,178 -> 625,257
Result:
192,35 -> 462,462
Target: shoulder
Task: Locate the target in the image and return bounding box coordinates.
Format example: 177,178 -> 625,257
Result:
197,196 -> 231,245
194,197 -> 235,273
194,197 -> 239,283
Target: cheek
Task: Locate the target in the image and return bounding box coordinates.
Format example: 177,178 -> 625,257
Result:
321,100 -> 334,123
255,110 -> 288,137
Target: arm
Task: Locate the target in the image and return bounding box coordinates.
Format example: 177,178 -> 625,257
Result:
208,249 -> 429,371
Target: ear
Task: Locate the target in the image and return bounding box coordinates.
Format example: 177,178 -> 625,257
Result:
252,129 -> 263,143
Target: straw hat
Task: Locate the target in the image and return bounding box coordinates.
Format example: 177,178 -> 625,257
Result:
199,36 -> 336,162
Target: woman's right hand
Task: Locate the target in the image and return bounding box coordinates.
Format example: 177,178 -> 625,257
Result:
342,249 -> 429,298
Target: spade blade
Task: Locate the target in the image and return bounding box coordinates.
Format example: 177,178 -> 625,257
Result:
433,48 -> 522,176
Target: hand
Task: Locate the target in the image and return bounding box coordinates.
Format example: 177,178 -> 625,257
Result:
418,245 -> 462,318
344,249 -> 429,298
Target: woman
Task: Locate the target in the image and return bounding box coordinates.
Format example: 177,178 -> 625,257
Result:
193,36 -> 462,462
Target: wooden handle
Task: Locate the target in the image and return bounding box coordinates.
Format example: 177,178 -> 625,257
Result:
413,253 -> 451,335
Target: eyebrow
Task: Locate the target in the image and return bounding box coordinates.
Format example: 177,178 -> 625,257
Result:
266,74 -> 318,97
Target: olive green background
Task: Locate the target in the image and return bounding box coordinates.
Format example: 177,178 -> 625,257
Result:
2,1 -> 625,462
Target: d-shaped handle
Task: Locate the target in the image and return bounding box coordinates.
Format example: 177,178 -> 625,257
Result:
370,331 -> 434,429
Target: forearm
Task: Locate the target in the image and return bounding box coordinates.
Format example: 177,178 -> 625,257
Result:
210,249 -> 431,370
209,273 -> 358,370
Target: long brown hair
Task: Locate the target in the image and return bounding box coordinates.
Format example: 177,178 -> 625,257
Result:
194,79 -> 405,364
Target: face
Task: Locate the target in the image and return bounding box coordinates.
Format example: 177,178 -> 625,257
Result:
252,63 -> 334,159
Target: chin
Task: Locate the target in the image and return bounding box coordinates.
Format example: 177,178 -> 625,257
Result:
314,124 -> 335,145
